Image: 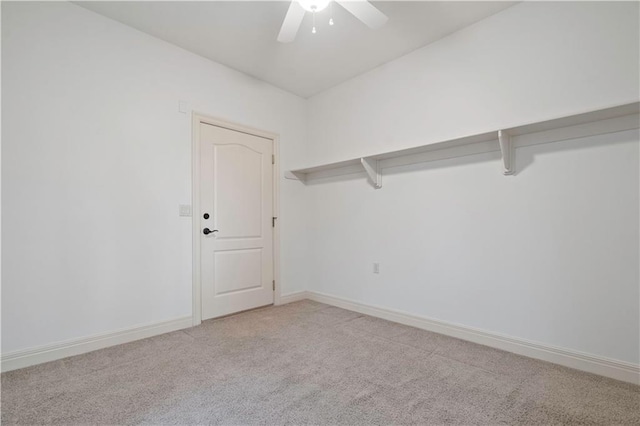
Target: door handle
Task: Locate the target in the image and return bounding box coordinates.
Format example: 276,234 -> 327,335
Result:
203,228 -> 219,235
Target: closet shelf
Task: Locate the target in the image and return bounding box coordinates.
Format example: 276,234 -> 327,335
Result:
286,102 -> 639,188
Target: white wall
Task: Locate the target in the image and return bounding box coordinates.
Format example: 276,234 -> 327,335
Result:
307,1 -> 639,165
1,1 -> 309,353
306,1 -> 640,364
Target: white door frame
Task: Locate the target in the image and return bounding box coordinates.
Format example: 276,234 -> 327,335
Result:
191,113 -> 281,326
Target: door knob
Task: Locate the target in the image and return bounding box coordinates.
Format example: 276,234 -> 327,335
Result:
203,228 -> 218,235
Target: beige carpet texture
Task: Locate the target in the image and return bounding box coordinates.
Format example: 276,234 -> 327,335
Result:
2,300 -> 639,425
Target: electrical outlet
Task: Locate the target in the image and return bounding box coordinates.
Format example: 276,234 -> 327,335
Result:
373,262 -> 380,274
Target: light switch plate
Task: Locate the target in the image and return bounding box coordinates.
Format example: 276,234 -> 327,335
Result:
179,204 -> 192,217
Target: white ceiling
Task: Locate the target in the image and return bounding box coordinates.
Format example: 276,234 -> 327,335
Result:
76,1 -> 515,98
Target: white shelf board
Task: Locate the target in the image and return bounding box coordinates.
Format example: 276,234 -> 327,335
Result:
287,101 -> 639,185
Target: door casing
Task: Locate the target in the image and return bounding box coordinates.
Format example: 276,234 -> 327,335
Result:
192,113 -> 281,326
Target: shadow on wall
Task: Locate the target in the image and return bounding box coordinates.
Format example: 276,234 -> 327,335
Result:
513,129 -> 636,177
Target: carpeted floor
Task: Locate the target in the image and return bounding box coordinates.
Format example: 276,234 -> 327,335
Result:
2,300 -> 639,425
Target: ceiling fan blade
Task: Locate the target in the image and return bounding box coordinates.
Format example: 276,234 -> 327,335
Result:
336,0 -> 388,29
277,1 -> 306,43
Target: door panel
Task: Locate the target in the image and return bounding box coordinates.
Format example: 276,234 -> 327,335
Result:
214,249 -> 263,295
200,123 -> 273,320
214,144 -> 263,239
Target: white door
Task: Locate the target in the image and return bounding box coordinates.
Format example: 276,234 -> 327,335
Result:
199,122 -> 274,320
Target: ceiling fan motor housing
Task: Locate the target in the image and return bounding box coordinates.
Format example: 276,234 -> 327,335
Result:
298,0 -> 331,13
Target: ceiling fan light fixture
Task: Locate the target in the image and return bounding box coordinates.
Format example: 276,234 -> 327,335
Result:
298,0 -> 331,13
278,0 -> 387,43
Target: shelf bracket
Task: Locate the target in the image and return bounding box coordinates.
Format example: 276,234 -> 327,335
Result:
361,157 -> 382,189
498,130 -> 515,175
284,171 -> 305,181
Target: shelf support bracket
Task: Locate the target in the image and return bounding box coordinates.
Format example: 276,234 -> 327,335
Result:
284,171 -> 305,181
498,130 -> 515,175
361,157 -> 382,189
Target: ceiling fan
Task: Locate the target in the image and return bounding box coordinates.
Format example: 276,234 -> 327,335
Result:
277,0 -> 388,43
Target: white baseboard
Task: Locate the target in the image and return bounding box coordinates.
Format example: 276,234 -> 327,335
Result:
2,293 -> 306,373
5,294 -> 638,385
306,291 -> 640,385
277,291 -> 308,305
1,316 -> 193,373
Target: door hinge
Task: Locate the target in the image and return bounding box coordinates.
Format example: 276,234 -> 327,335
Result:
273,280 -> 275,291
272,154 -> 275,165
272,216 -> 277,227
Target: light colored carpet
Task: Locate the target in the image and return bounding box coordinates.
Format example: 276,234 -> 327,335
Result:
2,300 -> 639,425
